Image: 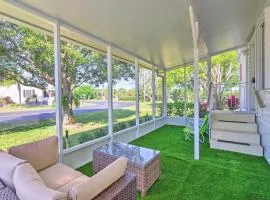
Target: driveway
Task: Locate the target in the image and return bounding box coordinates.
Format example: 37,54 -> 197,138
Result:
0,101 -> 134,124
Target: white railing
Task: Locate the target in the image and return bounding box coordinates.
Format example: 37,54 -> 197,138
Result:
207,82 -> 214,139
211,82 -> 249,111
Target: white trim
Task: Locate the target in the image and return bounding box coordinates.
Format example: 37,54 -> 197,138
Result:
152,66 -> 156,120
184,64 -> 187,120
163,70 -> 167,117
207,56 -> 211,89
135,59 -> 140,138
107,46 -> 113,142
53,19 -> 63,163
189,5 -> 200,160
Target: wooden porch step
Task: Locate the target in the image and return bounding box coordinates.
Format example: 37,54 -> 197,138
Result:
211,129 -> 261,145
212,110 -> 255,123
210,139 -> 263,156
212,121 -> 257,133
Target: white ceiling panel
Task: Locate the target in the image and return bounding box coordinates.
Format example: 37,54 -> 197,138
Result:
192,0 -> 267,55
1,0 -> 267,69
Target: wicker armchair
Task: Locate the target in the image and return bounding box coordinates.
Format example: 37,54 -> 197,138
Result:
0,137 -> 137,200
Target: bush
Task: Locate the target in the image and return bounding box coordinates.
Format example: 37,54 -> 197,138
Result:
227,95 -> 239,109
73,85 -> 98,100
166,101 -> 207,118
0,96 -> 14,105
119,96 -> 135,101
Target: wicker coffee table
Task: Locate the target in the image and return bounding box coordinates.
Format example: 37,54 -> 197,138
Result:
93,142 -> 160,197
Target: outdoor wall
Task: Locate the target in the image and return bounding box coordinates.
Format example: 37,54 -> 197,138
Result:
256,90 -> 270,163
255,6 -> 270,164
265,6 -> 270,89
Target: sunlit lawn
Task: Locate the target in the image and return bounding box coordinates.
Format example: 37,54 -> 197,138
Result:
0,102 -> 154,151
0,101 -> 93,113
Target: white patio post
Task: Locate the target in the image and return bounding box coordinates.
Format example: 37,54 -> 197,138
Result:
107,46 -> 113,142
54,19 -> 63,162
207,56 -> 211,92
152,66 -> 156,120
246,49 -> 251,111
135,59 -> 140,138
184,64 -> 187,122
163,70 -> 167,117
207,56 -> 212,138
189,5 -> 200,160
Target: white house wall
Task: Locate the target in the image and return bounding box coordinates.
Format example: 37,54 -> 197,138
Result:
256,90 -> 270,163
255,6 -> 270,163
0,84 -> 44,104
265,6 -> 270,89
0,85 -> 20,103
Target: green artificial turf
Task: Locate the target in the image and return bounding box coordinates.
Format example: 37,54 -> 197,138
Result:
77,125 -> 270,200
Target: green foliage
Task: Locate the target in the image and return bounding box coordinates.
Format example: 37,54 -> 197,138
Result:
167,51 -> 240,105
119,96 -> 135,101
73,85 -> 98,100
114,88 -> 135,101
164,101 -> 207,118
62,94 -> 80,110
170,88 -> 185,103
0,20 -> 136,123
113,119 -> 136,133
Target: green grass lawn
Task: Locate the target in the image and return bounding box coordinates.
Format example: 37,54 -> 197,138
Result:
0,101 -> 93,113
77,125 -> 270,200
0,102 -> 153,150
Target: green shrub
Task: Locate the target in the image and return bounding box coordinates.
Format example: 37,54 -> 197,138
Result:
119,96 -> 135,101
166,101 -> 207,118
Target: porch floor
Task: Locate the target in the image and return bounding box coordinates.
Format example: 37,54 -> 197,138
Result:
78,125 -> 270,200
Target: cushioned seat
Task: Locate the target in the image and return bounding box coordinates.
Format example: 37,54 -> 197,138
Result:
58,175 -> 89,194
39,163 -> 82,190
5,137 -> 133,200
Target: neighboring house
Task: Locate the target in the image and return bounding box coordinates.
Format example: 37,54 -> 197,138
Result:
0,84 -> 55,105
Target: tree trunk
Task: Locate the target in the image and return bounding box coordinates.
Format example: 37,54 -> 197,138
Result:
17,81 -> 22,105
62,80 -> 76,125
63,103 -> 76,125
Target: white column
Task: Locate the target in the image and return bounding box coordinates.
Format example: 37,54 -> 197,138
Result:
152,66 -> 156,120
189,5 -> 200,160
207,56 -> 212,138
207,56 -> 211,92
265,7 -> 270,88
135,59 -> 140,138
107,46 -> 113,142
163,70 -> 167,117
54,19 -> 63,162
245,49 -> 250,111
184,65 -> 187,121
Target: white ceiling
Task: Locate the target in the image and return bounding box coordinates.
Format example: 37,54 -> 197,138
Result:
0,0 -> 268,69
192,0 -> 267,56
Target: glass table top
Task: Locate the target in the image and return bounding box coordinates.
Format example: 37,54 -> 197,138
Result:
95,142 -> 160,166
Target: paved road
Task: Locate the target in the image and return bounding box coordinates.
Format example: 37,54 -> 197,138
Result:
0,101 -> 134,124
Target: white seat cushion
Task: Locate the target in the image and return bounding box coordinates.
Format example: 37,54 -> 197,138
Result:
39,163 -> 82,190
58,175 -> 89,194
0,151 -> 26,191
13,163 -> 67,200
